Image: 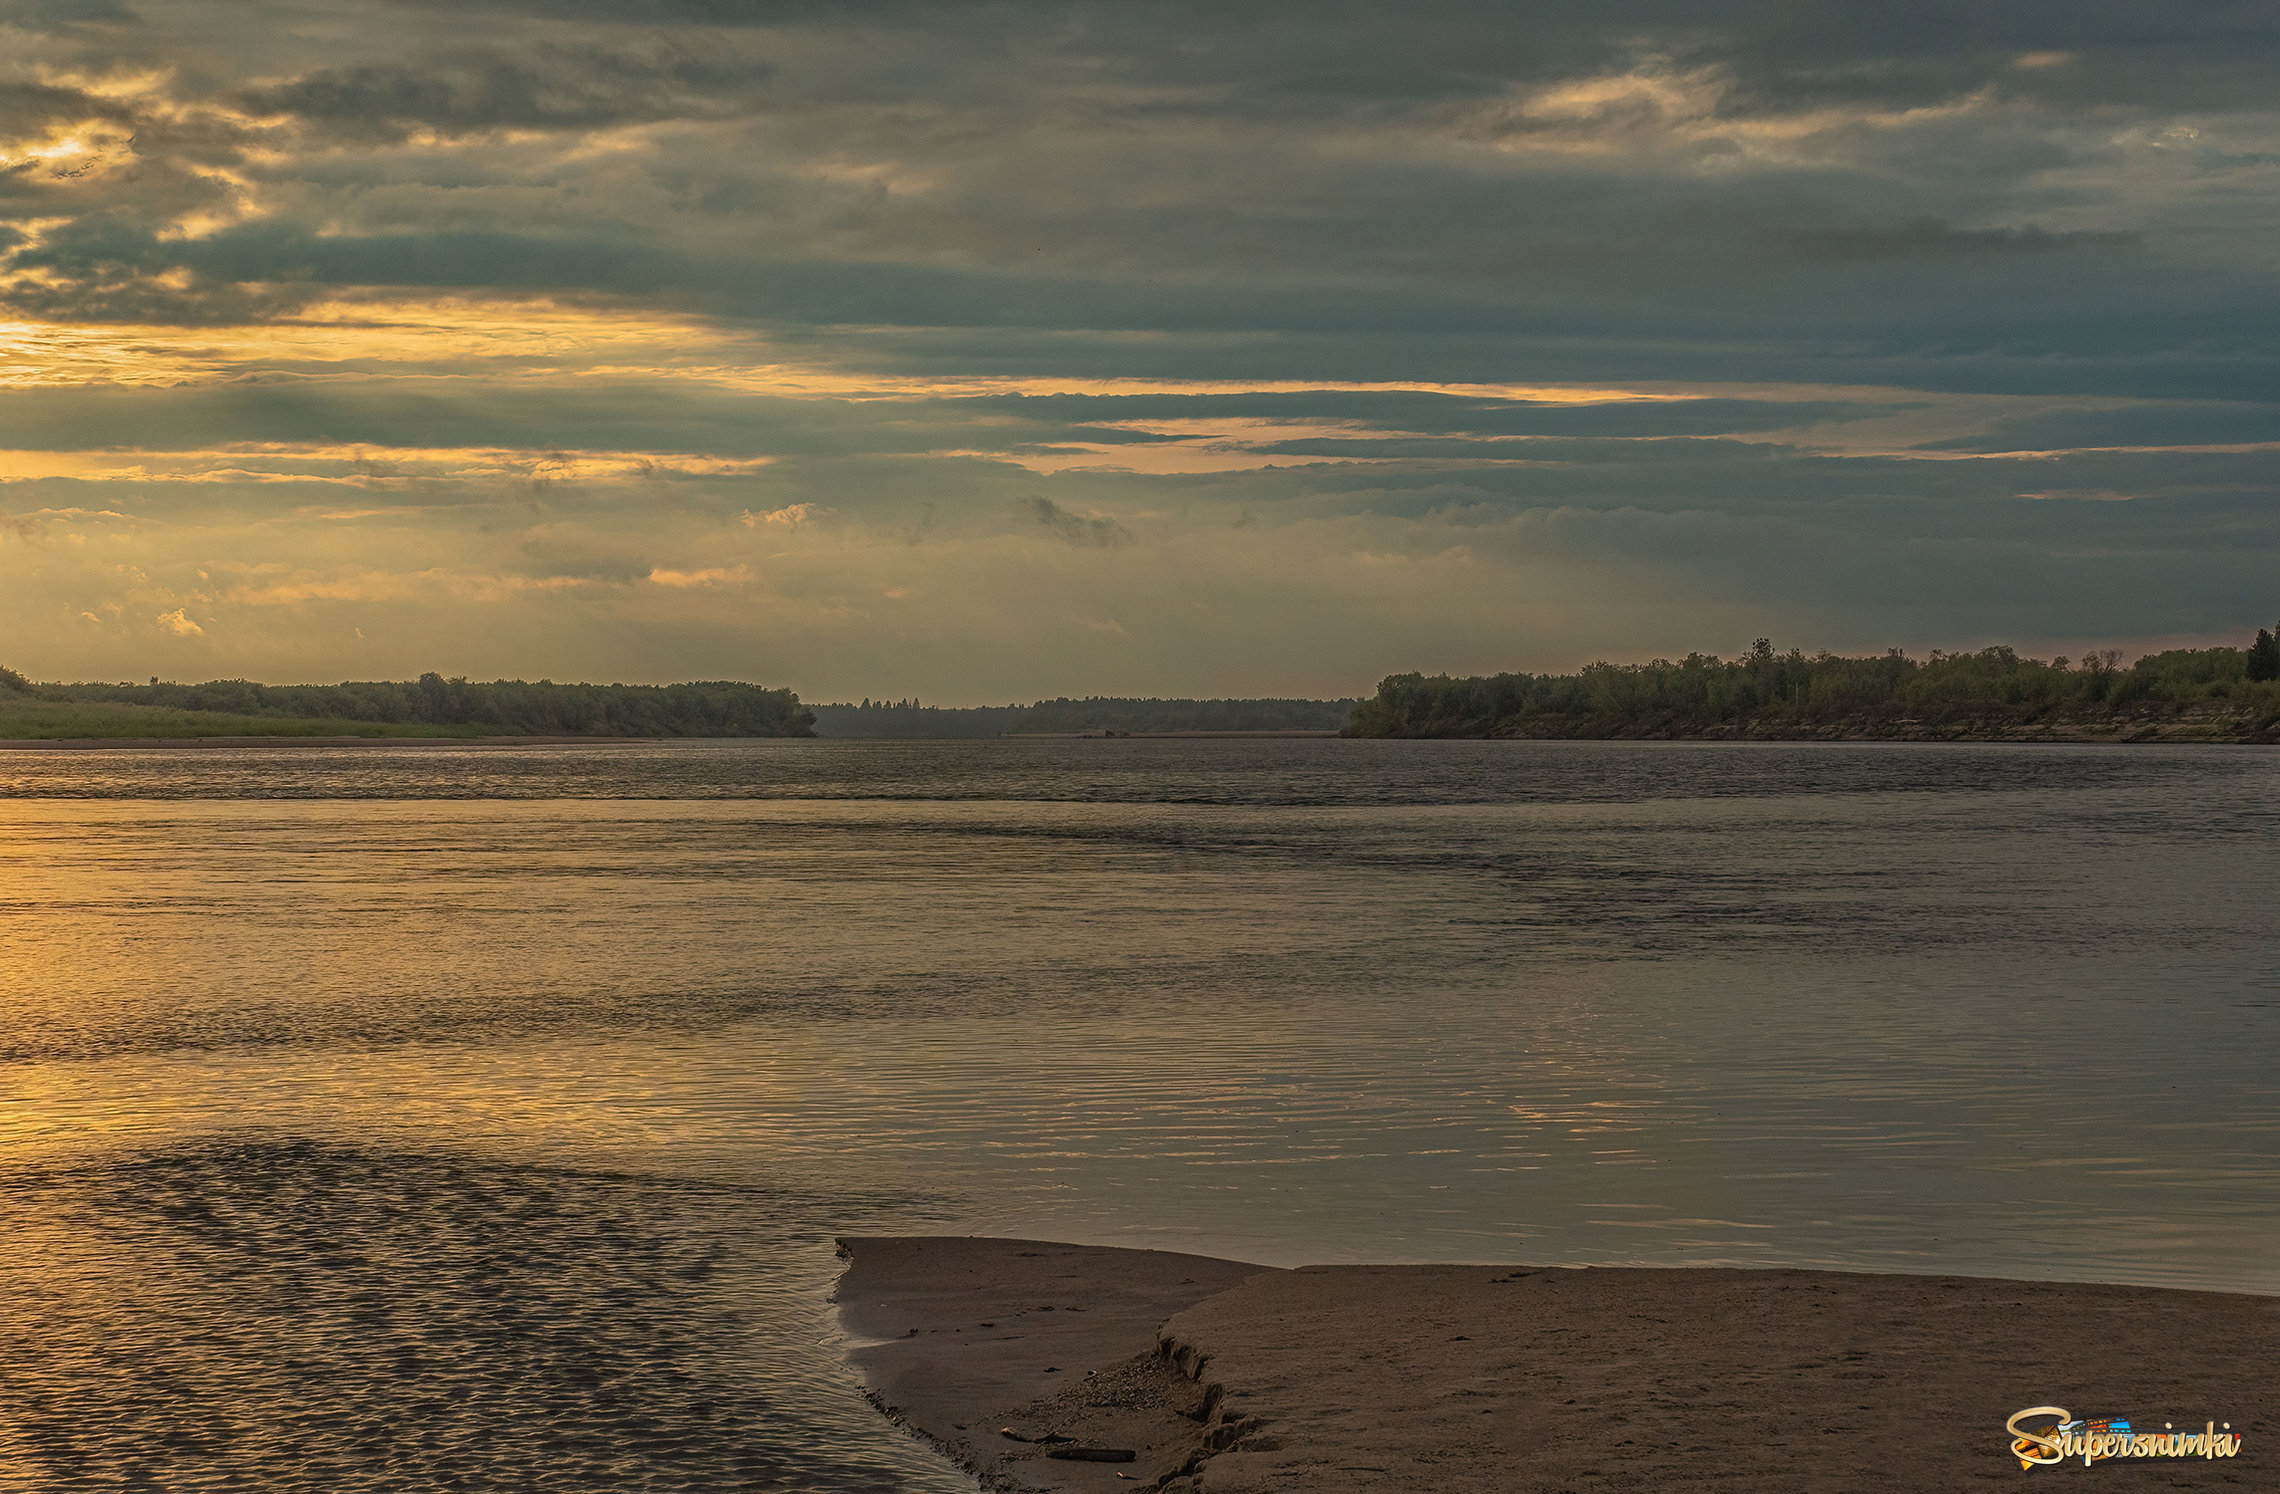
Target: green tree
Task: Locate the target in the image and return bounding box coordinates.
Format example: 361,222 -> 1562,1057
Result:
2249,626 -> 2280,683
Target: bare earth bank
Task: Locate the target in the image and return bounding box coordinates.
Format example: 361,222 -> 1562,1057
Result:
835,1238 -> 2272,1493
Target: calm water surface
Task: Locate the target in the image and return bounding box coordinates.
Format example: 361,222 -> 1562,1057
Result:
1,739 -> 2275,1489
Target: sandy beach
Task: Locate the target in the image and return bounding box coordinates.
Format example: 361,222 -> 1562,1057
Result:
836,1238 -> 2272,1493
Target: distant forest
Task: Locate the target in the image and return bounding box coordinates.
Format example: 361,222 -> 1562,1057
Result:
0,671 -> 815,737
811,696 -> 1356,737
10,630 -> 2279,744
1347,632 -> 2280,742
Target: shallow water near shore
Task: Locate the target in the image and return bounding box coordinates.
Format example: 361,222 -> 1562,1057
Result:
2,739 -> 2274,1489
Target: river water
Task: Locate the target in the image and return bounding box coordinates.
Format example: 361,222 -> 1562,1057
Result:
1,739 -> 2273,1490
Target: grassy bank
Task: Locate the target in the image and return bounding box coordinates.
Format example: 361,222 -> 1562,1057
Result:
0,693 -> 491,741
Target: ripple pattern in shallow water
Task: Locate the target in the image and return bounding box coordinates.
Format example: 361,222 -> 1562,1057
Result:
0,1141 -> 968,1493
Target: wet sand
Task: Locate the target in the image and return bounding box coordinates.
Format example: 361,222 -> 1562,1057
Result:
836,1239 -> 2273,1492
835,1238 -> 1276,1493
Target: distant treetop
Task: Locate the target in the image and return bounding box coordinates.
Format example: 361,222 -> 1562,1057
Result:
17,675 -> 815,737
1347,634 -> 2280,741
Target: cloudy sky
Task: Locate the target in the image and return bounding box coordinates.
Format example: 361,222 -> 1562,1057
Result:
1,0 -> 2274,700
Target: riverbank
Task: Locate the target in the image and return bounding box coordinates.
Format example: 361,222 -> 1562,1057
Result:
1499,707 -> 2276,743
0,676 -> 814,741
1346,702 -> 2280,744
836,1237 -> 2272,1493
0,734 -> 662,749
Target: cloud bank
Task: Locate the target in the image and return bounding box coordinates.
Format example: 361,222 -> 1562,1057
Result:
1,0 -> 2273,698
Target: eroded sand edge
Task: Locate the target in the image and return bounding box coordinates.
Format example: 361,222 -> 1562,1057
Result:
836,1238 -> 2273,1493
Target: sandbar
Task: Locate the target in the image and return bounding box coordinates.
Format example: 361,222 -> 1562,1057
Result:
836,1238 -> 2272,1492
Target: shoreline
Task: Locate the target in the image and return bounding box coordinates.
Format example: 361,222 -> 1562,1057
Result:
1348,719 -> 2279,745
0,734 -> 783,750
5,730 -> 2274,750
1345,701 -> 2280,745
836,1237 -> 2273,1493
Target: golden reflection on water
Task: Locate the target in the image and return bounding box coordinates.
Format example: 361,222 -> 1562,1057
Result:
2,760 -> 2276,1281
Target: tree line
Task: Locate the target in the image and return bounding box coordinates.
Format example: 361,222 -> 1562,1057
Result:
1347,631 -> 2280,739
5,672 -> 815,737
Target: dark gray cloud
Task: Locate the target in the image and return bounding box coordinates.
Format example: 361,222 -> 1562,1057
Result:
240,42 -> 772,141
1749,218 -> 2140,263
10,219 -> 2237,404
0,377 -> 1230,457
2,0 -> 2272,403
1025,496 -> 1131,547
0,79 -> 136,136
0,0 -> 140,26
1917,403 -> 2280,452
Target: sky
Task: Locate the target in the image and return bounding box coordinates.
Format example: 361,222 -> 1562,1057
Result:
0,0 -> 2275,702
